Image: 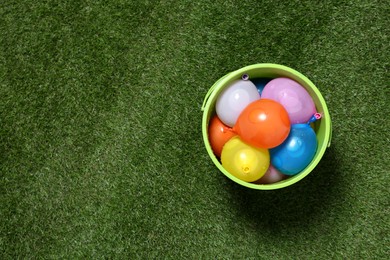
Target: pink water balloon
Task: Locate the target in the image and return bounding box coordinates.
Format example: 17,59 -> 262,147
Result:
253,165 -> 287,184
261,78 -> 316,124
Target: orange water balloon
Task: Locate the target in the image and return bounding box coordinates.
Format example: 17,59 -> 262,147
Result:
233,99 -> 290,149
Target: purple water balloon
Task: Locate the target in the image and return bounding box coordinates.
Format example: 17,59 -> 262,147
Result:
262,78 -> 316,124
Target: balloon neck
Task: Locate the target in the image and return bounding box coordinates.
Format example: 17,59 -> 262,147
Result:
226,126 -> 238,135
307,113 -> 322,124
223,126 -> 232,133
242,74 -> 249,81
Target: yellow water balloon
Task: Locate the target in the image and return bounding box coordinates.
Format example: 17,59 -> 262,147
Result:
221,136 -> 270,182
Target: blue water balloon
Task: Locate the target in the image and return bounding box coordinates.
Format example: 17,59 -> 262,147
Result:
251,78 -> 272,96
270,124 -> 318,175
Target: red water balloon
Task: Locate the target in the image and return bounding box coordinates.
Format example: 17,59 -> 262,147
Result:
208,115 -> 236,157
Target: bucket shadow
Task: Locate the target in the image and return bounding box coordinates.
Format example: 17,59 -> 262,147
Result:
224,144 -> 344,233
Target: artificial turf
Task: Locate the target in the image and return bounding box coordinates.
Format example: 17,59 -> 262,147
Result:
1,0 -> 389,258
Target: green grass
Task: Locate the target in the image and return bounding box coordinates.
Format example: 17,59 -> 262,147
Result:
1,0 -> 389,258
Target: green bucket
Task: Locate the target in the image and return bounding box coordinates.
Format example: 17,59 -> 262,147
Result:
201,64 -> 332,190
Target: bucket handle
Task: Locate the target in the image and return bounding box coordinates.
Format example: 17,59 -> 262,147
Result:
201,72 -> 333,148
201,83 -> 218,111
327,120 -> 332,147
